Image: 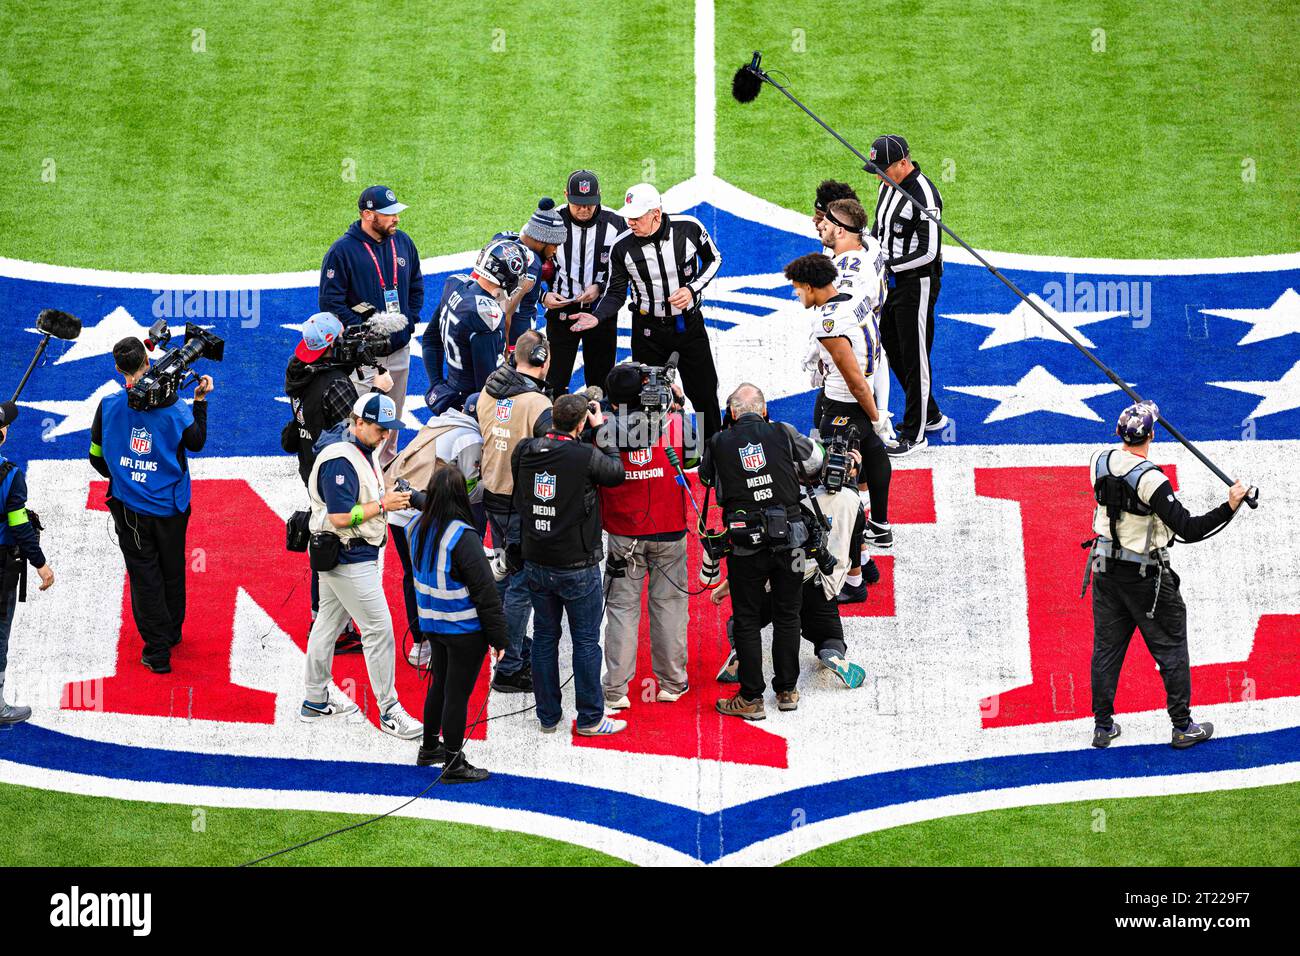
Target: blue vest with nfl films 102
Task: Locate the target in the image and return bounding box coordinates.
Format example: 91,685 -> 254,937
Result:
101,389 -> 194,517
409,518 -> 480,635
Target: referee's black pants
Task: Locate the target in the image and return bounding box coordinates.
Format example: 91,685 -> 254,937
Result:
1090,566 -> 1191,728
631,308 -> 722,445
881,270 -> 943,444
108,499 -> 190,668
543,307 -> 618,396
727,549 -> 803,700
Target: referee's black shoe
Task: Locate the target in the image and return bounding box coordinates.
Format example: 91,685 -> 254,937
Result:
887,437 -> 927,458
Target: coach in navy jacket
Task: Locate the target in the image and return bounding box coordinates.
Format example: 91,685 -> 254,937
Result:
319,185 -> 425,463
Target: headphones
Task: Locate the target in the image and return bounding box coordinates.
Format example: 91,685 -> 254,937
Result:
510,333 -> 549,369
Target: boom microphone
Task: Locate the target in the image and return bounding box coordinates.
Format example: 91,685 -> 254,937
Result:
35,309 -> 82,341
9,308 -> 84,403
732,52 -> 764,103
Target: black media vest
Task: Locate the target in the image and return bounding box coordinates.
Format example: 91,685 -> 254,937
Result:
708,414 -> 803,519
514,434 -> 604,567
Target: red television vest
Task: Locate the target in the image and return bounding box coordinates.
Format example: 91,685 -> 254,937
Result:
599,414 -> 688,536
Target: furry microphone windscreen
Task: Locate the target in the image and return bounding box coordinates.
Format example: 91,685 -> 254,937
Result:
367,311 -> 409,334
36,309 -> 82,340
732,65 -> 763,103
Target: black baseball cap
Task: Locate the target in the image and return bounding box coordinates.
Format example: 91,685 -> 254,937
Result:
566,169 -> 601,206
869,135 -> 909,170
0,402 -> 18,429
605,363 -> 646,406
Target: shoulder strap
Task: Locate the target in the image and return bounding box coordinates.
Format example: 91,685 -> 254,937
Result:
1123,459 -> 1160,495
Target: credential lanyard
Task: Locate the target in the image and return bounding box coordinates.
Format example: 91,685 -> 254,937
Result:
363,238 -> 398,290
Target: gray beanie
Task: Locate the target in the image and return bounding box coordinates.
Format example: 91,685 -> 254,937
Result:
521,197 -> 567,245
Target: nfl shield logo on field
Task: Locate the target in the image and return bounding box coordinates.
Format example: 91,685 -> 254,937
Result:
739,442 -> 765,472
628,448 -> 653,466
534,471 -> 556,500
496,399 -> 513,422
130,427 -> 152,455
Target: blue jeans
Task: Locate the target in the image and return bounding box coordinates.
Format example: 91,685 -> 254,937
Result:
488,509 -> 532,675
525,561 -> 604,729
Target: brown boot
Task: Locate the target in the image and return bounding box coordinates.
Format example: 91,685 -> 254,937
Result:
715,692 -> 765,720
776,690 -> 800,712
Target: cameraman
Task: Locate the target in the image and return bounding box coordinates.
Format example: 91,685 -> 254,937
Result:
700,383 -> 823,719
89,337 -> 211,674
475,330 -> 555,694
301,394 -> 423,740
0,403 -> 55,724
598,363 -> 691,711
286,311 -> 392,653
512,393 -> 626,736
711,449 -> 869,690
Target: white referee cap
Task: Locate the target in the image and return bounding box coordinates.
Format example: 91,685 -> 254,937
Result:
618,183 -> 662,220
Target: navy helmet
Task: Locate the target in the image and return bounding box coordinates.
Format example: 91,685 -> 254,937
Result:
473,238 -> 527,295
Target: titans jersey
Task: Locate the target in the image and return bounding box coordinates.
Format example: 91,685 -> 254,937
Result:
813,291 -> 880,404
425,274 -> 507,399
831,237 -> 887,322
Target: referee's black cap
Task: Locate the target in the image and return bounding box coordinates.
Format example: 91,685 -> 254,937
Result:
869,134 -> 910,169
566,170 -> 601,206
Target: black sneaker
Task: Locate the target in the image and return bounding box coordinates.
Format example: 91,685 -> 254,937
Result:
887,437 -> 927,458
141,655 -> 171,675
491,669 -> 533,694
924,414 -> 950,433
441,751 -> 490,784
837,580 -> 867,604
863,557 -> 881,585
1092,722 -> 1121,748
169,633 -> 183,648
863,521 -> 893,549
335,624 -> 363,655
417,739 -> 449,766
1172,721 -> 1214,749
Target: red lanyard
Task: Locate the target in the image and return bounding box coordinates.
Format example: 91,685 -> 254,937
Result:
363,238 -> 398,289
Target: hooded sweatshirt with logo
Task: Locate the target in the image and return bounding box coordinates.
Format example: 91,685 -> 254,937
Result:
477,364 -> 554,512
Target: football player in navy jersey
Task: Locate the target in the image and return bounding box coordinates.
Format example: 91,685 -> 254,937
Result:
423,238 -> 528,416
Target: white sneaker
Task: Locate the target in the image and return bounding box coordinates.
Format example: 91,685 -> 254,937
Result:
407,640 -> 432,667
299,695 -> 358,723
605,695 -> 631,712
378,704 -> 423,740
576,717 -> 627,737
656,685 -> 688,702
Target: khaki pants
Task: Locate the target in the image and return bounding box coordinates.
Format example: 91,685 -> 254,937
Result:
602,534 -> 689,701
304,559 -> 399,715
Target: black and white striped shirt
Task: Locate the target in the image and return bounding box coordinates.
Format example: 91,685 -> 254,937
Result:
553,207 -> 626,301
592,213 -> 722,321
870,164 -> 942,278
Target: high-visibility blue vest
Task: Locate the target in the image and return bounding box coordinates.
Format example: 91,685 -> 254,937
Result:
409,519 -> 480,634
100,390 -> 193,517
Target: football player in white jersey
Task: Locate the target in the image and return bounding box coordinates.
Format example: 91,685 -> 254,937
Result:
786,252 -> 896,604
817,197 -> 893,445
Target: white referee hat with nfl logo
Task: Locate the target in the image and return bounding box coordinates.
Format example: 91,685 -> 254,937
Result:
618,183 -> 662,220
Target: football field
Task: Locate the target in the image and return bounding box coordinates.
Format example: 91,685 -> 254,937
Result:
0,0 -> 1297,870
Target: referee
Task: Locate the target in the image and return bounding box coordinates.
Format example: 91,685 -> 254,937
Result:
541,170 -> 627,395
869,135 -> 947,457
574,183 -> 723,441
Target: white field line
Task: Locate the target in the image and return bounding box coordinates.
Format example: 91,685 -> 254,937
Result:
694,0 -> 716,179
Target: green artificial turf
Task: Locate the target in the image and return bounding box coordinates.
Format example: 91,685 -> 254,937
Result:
715,0 -> 1300,258
2,1 -> 1295,271
0,781 -> 627,866
784,781 -> 1300,866
0,0 -> 694,273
